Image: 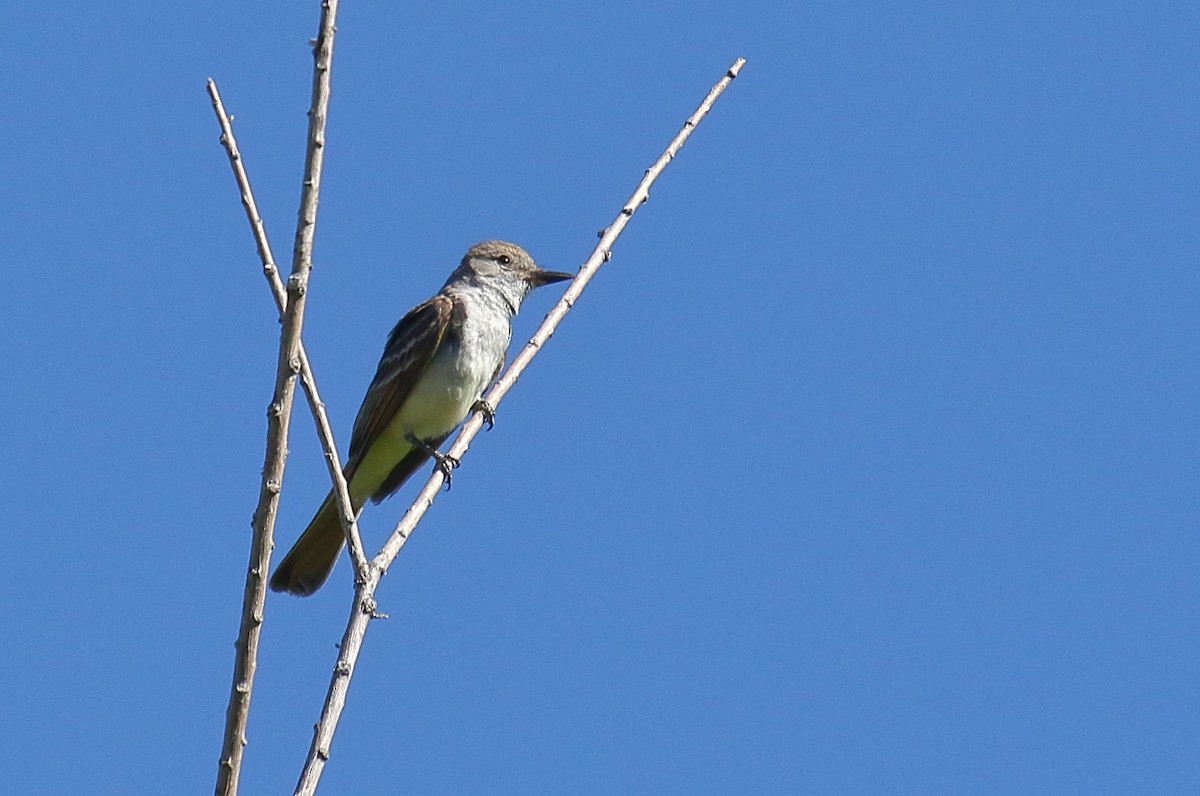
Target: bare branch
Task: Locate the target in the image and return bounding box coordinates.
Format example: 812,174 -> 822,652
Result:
213,3 -> 343,794
291,56 -> 747,794
377,57 -> 747,568
205,78 -> 369,583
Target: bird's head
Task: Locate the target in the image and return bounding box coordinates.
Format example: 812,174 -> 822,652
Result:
449,240 -> 574,313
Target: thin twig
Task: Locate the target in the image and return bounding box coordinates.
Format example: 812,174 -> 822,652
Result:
292,56 -> 746,795
213,4 -> 342,795
378,57 -> 746,568
205,78 -> 369,582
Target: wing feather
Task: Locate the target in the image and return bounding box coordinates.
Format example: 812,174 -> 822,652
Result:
344,296 -> 452,480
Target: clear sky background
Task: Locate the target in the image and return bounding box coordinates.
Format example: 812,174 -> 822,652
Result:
2,2 -> 1196,793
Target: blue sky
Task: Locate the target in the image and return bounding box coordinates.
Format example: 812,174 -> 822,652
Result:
3,2 -> 1197,793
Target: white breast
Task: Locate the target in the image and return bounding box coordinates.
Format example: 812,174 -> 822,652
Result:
399,290 -> 509,440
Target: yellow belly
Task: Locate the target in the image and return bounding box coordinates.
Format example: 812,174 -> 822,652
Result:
347,352 -> 477,501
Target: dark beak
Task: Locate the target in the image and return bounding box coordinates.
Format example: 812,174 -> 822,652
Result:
531,268 -> 575,288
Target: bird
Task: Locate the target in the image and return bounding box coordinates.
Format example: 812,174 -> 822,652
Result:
269,241 -> 573,596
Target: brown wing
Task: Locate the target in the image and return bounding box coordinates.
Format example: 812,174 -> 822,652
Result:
344,295 -> 453,481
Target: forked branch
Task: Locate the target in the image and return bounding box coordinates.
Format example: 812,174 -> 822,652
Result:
205,79 -> 369,591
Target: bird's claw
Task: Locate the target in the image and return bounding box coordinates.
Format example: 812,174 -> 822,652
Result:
406,431 -> 461,490
473,399 -> 496,430
435,452 -> 460,490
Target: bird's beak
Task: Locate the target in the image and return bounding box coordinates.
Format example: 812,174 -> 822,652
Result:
531,268 -> 575,288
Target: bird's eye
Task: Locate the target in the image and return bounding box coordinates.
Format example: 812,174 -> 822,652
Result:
497,255 -> 511,266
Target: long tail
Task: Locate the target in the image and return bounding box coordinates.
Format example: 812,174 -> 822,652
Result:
269,491 -> 347,596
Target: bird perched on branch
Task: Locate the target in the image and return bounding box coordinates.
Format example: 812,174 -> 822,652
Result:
270,241 -> 573,596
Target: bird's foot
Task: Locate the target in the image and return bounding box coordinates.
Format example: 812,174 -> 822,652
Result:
406,432 -> 460,490
473,399 -> 496,430
434,452 -> 460,489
